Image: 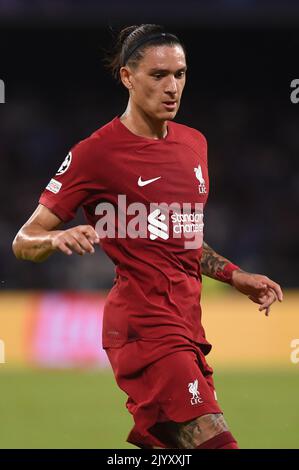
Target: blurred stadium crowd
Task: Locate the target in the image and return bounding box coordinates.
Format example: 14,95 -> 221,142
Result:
0,23 -> 298,290
1,0 -> 299,23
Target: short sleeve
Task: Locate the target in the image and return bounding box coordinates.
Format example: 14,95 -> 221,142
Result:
195,129 -> 208,162
39,137 -> 96,222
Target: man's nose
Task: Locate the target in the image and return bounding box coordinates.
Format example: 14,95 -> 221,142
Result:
165,75 -> 178,94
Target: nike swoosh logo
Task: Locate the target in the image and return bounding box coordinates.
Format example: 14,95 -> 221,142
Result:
138,176 -> 161,187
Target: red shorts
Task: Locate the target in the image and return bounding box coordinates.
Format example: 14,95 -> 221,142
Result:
105,336 -> 222,448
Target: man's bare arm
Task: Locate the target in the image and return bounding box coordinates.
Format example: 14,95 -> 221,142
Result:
200,241 -> 239,282
12,204 -> 99,263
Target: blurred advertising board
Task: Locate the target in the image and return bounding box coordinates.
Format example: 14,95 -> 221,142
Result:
0,292 -> 108,368
0,291 -> 298,368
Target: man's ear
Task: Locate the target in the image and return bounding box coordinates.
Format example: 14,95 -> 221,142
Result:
120,66 -> 133,90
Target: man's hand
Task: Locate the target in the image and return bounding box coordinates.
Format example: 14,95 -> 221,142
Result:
50,225 -> 100,256
231,270 -> 283,316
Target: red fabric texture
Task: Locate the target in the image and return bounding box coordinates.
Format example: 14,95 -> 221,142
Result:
39,116 -> 212,352
216,263 -> 240,285
196,431 -> 238,449
219,441 -> 239,449
106,337 -> 222,448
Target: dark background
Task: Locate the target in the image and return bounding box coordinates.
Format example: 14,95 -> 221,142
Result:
0,2 -> 298,289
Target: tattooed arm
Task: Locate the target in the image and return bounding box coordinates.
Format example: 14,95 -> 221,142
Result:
200,241 -> 240,283
201,241 -> 283,315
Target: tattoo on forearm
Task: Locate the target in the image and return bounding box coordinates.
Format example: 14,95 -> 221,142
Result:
201,241 -> 232,281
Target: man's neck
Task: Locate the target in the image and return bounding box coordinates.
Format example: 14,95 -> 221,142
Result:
120,106 -> 168,140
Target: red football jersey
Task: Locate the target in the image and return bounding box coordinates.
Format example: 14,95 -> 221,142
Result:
39,116 -> 211,352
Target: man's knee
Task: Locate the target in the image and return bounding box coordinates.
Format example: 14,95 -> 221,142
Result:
175,413 -> 237,449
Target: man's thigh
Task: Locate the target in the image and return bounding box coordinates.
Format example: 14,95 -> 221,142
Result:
107,340 -> 224,448
145,348 -> 221,422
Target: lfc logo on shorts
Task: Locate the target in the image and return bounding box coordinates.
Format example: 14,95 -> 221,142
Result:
188,379 -> 203,405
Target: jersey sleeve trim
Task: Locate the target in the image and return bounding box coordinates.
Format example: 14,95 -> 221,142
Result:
39,195 -> 74,223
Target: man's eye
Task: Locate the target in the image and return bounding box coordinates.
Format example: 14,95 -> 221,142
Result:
176,71 -> 185,78
153,74 -> 162,79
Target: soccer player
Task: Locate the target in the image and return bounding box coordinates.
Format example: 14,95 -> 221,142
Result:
12,24 -> 283,449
